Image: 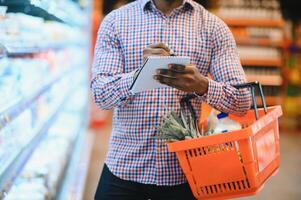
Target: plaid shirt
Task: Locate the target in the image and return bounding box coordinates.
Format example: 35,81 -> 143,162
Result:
91,0 -> 251,186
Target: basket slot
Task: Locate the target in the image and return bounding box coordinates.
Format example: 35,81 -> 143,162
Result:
209,146 -> 214,154
208,186 -> 213,195
201,142 -> 236,156
206,146 -> 211,154
216,144 -> 222,153
192,172 -> 251,196
227,182 -> 232,192
211,186 -> 215,194
214,184 -> 218,193
246,178 -> 251,188
205,186 -> 209,194
184,151 -> 193,171
193,149 -> 198,157
233,182 -> 237,190
208,180 -> 251,197
220,144 -> 226,152
188,150 -> 192,157
224,183 -> 229,192
218,184 -> 223,193
237,181 -> 242,190
229,182 -> 234,191
199,180 -> 250,197
241,180 -> 246,189
209,185 -> 214,194
197,148 -> 203,156
202,147 -> 207,155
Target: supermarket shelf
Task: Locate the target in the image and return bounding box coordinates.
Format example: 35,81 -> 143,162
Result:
6,44 -> 66,57
0,68 -> 72,131
0,1 -> 63,22
281,97 -> 301,117
223,18 -> 285,27
0,85 -> 74,197
1,1 -> 88,26
257,96 -> 282,106
56,121 -> 92,200
241,59 -> 283,67
247,75 -> 283,86
235,37 -> 284,48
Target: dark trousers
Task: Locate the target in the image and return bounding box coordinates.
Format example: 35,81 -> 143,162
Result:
95,164 -> 196,200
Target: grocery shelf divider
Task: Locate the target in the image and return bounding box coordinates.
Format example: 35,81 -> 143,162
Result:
246,75 -> 283,86
6,44 -> 66,57
222,18 -> 285,27
0,84 -> 76,197
241,59 -> 283,67
235,37 -> 284,47
0,68 -> 73,131
257,96 -> 282,106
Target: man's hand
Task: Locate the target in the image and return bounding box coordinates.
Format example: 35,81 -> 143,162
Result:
134,43 -> 173,80
143,43 -> 173,62
154,64 -> 209,95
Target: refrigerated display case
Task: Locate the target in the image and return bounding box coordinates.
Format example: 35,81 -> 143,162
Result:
0,0 -> 92,199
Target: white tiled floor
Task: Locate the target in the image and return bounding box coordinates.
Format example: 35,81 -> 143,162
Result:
84,115 -> 301,200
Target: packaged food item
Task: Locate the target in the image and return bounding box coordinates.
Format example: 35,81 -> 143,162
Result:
213,112 -> 242,134
4,178 -> 48,200
207,110 -> 242,135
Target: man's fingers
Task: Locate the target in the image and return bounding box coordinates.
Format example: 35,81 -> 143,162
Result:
143,48 -> 170,56
154,75 -> 174,86
156,69 -> 173,77
153,74 -> 183,88
168,64 -> 186,72
156,68 -> 187,78
148,43 -> 170,52
183,65 -> 196,73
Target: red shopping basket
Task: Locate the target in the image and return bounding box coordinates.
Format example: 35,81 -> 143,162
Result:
167,82 -> 283,200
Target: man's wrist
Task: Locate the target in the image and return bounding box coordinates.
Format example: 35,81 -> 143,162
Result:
195,76 -> 209,96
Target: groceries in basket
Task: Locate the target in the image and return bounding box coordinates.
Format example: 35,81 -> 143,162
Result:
158,106 -> 242,142
207,111 -> 242,135
166,83 -> 282,200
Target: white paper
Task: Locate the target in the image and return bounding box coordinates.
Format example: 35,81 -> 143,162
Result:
130,56 -> 190,94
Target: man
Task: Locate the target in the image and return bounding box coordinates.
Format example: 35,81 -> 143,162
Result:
91,0 -> 251,199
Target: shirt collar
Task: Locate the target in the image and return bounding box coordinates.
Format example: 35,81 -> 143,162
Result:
140,0 -> 195,12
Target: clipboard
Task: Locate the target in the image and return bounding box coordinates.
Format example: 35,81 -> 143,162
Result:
130,56 -> 190,94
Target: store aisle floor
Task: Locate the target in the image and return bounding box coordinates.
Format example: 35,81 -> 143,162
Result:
243,133 -> 301,200
83,111 -> 113,200
84,115 -> 301,200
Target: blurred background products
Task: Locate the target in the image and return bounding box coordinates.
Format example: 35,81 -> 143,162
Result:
0,0 -> 91,199
0,0 -> 300,200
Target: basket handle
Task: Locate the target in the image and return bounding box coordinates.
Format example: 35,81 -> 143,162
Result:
180,94 -> 198,130
180,82 -> 267,122
233,81 -> 267,120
